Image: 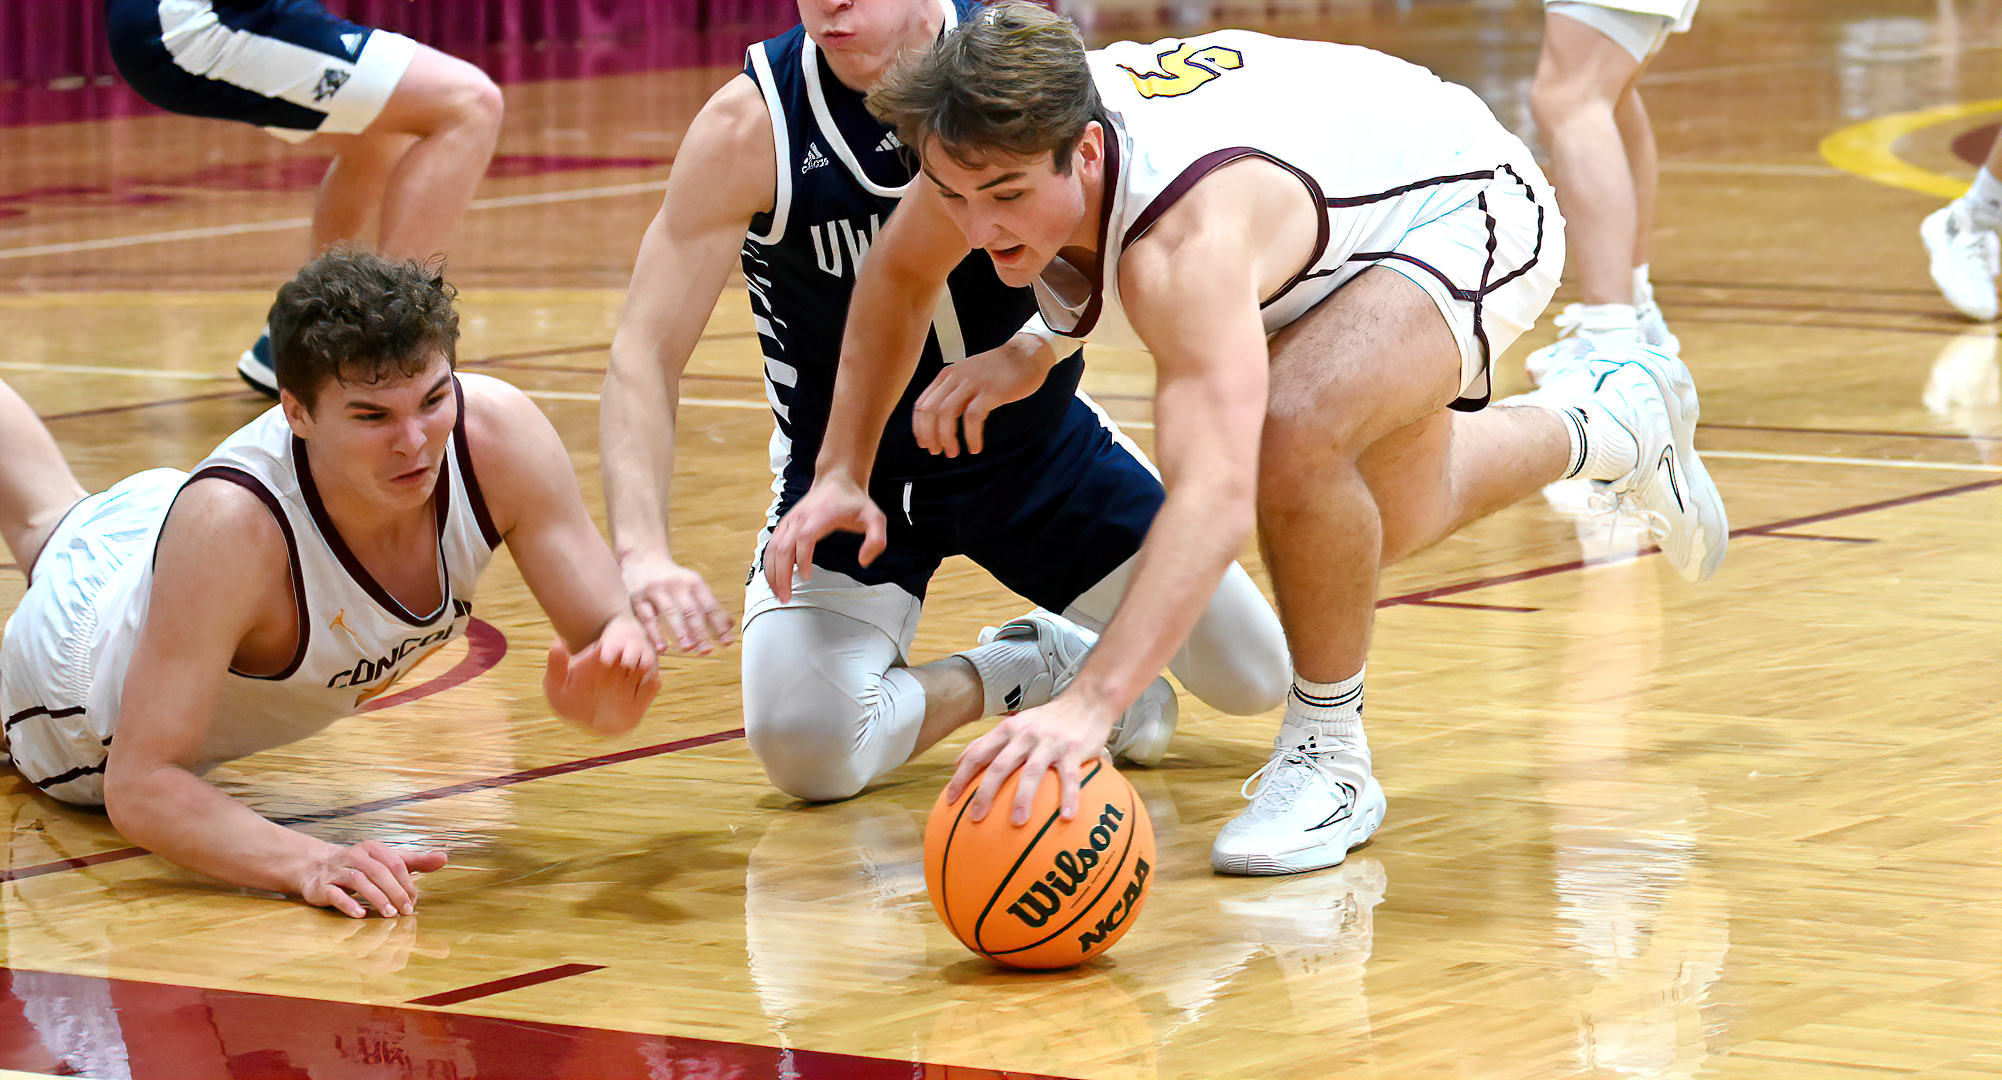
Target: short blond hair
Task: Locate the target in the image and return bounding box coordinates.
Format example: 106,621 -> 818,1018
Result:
867,1 -> 1100,173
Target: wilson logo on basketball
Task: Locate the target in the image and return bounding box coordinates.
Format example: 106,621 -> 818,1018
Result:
1006,803 -> 1127,928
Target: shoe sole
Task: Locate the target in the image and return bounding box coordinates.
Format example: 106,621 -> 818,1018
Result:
1210,774 -> 1387,876
237,346 -> 279,400
1625,349 -> 1728,583
1109,676 -> 1178,767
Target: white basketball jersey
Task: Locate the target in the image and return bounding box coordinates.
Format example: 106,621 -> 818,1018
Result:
1033,30 -> 1537,353
84,379 -> 500,772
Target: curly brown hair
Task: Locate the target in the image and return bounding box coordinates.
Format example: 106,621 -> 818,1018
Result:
267,249 -> 460,407
866,1 -> 1100,174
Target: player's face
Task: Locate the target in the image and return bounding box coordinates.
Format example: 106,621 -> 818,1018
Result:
922,127 -> 1102,289
283,353 -> 458,515
798,0 -> 932,84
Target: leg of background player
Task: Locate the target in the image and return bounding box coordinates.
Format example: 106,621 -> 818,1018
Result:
1531,12 -> 1644,310
335,45 -> 502,258
0,380 -> 86,578
1618,85 -> 1656,278
310,132 -> 415,253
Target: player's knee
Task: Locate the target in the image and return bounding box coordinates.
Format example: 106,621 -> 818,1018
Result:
1195,648 -> 1289,716
449,68 -> 504,136
743,692 -> 872,803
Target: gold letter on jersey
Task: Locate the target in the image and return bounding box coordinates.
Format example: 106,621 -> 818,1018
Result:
1118,43 -> 1244,99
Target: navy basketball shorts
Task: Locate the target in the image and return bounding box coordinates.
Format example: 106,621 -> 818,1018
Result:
105,0 -> 418,144
746,394 -> 1165,657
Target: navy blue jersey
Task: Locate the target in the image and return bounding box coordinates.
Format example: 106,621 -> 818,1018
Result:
741,0 -> 1081,485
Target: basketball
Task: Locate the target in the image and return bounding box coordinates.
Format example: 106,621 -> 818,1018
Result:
923,759 -> 1156,970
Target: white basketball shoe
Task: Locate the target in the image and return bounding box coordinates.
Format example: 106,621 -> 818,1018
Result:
1211,723 -> 1386,876
1583,347 -> 1729,583
1633,279 -> 1682,355
978,612 -> 1179,767
1922,201 -> 2001,322
237,326 -> 279,399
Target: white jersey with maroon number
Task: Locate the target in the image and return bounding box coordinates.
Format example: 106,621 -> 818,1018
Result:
1034,29 -> 1542,353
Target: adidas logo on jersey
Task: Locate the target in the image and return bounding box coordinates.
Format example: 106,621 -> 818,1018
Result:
801,143 -> 829,174
876,131 -> 902,153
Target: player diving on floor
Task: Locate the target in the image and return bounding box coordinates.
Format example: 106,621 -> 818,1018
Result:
0,251 -> 658,918
600,0 -> 1289,807
765,3 -> 1728,875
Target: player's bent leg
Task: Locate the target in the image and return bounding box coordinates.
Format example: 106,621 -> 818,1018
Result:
1067,558 -> 1288,717
355,45 -> 502,258
0,379 -> 86,578
741,606 -> 925,803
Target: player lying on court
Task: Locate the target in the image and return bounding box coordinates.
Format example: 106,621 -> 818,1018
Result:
600,0 -> 1289,805
767,3 -> 1729,874
0,251 -> 657,918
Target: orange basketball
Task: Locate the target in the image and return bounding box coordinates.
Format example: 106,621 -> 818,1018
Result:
923,759 -> 1155,970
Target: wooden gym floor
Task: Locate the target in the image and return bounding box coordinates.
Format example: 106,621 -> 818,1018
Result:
0,1 -> 1997,1077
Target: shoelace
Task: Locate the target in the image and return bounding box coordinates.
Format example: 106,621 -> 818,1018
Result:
1239,744 -> 1349,804
1586,484 -> 1671,547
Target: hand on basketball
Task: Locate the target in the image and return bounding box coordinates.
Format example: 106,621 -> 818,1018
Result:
762,472 -> 887,602
544,617 -> 662,736
622,549 -> 733,655
914,336 -> 1055,457
946,694 -> 1117,826
299,840 -> 449,919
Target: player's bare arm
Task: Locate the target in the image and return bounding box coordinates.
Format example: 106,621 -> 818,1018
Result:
759,174 -> 970,602
104,480 -> 444,919
946,160 -> 1316,825
601,73 -> 774,655
465,373 -> 661,737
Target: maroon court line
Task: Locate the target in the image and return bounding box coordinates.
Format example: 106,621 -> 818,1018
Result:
1699,421 -> 2000,443
406,963 -> 605,1008
1380,475 -> 2002,608
39,388 -> 257,422
1654,279 -> 1942,299
2,727 -> 746,881
1762,532 -> 1876,544
1671,314 -> 1970,338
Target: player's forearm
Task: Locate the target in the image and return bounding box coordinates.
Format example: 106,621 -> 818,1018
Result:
815,263 -> 943,484
1065,473 -> 1254,717
104,762 -> 334,896
600,336 -> 682,561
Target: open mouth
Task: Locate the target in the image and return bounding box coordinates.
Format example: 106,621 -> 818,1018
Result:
990,244 -> 1027,264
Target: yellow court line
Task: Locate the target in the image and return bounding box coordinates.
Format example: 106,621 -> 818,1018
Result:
0,359 -> 231,381
1819,99 -> 2002,199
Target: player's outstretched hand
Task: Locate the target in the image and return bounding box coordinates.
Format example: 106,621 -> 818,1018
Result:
298,839 -> 449,919
914,338 -> 1052,457
621,549 -> 733,655
944,694 -> 1116,827
544,618 -> 662,736
761,473 -> 886,602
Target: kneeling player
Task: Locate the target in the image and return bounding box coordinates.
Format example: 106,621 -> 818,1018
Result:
0,251 -> 656,917
771,4 -> 1728,872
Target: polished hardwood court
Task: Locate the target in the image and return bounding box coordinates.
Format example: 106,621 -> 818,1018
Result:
0,1 -> 1998,1078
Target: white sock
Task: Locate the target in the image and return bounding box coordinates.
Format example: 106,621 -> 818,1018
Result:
1576,302 -> 1640,343
1965,168 -> 2002,230
956,636 -> 1058,716
1550,399 -> 1640,482
1282,668 -> 1365,748
1632,265 -> 1654,308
